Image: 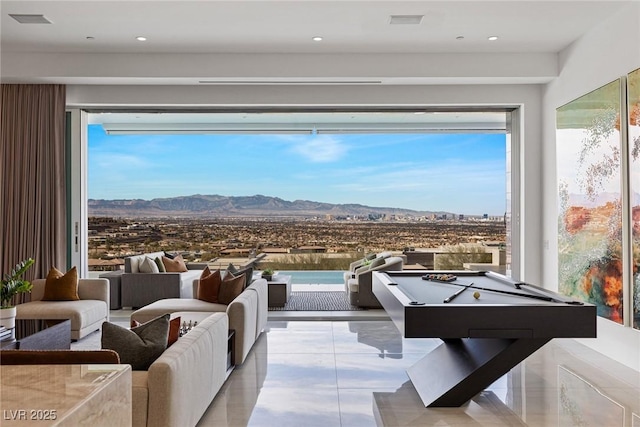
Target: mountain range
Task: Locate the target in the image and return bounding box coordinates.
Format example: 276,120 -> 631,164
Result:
88,194 -> 447,218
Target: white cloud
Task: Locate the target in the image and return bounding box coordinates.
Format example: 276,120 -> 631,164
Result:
290,135 -> 348,163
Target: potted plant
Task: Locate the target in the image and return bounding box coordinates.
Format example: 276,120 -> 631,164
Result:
1,258 -> 35,329
261,268 -> 274,281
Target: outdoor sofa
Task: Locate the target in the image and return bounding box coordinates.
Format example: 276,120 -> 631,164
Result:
120,251 -> 207,308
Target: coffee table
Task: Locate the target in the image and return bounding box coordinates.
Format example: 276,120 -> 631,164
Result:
266,274 -> 292,307
0,318 -> 71,350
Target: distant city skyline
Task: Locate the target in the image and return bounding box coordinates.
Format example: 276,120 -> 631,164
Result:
88,125 -> 507,215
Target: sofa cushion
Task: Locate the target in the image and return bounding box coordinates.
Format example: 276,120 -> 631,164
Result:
139,257 -> 160,274
162,255 -> 188,272
130,298 -> 227,324
102,314 -> 170,370
218,273 -> 245,304
197,267 -> 222,303
16,299 -> 107,332
42,267 -> 79,301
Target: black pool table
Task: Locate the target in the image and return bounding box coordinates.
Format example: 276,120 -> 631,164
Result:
372,270 -> 597,407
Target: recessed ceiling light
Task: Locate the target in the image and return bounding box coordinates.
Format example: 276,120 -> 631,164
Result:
136,36 -> 147,41
456,36 -> 465,40
488,36 -> 498,41
312,36 -> 323,42
9,14 -> 52,24
389,15 -> 424,25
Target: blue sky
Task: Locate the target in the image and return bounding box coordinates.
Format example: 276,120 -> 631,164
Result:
88,124 -> 506,215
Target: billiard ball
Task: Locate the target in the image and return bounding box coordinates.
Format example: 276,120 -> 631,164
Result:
473,291 -> 481,299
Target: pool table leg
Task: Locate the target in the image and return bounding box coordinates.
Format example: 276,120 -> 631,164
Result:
407,337 -> 550,407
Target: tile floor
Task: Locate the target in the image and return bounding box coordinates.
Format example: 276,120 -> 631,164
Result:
75,313 -> 640,426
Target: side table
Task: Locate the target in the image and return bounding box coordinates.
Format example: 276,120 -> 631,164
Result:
99,270 -> 124,309
267,274 -> 292,307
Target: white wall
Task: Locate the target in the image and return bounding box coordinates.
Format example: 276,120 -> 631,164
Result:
542,3 -> 640,371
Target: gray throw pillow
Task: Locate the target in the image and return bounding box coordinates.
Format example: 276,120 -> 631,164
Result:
101,314 -> 169,370
226,263 -> 239,275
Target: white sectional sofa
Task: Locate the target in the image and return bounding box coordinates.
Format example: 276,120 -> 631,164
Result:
132,312 -> 229,427
131,278 -> 268,365
121,251 -> 207,308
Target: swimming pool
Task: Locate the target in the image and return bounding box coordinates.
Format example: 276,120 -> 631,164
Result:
275,270 -> 345,284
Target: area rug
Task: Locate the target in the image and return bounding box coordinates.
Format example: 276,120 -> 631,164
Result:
269,291 -> 365,311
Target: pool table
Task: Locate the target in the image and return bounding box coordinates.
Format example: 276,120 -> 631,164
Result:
372,270 -> 596,407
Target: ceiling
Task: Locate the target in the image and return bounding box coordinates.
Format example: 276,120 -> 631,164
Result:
1,1 -> 631,55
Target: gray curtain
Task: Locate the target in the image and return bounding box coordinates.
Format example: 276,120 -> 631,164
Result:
0,84 -> 67,303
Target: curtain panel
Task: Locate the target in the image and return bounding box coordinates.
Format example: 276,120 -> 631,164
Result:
0,84 -> 66,304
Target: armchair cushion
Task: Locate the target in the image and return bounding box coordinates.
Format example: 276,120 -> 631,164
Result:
42,267 -> 79,301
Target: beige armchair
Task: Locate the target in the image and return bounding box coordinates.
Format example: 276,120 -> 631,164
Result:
16,278 -> 109,340
346,256 -> 404,308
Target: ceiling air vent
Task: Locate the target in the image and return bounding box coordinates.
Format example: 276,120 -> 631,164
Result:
389,15 -> 423,25
9,14 -> 52,24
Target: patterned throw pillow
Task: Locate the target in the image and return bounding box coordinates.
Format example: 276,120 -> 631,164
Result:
218,273 -> 245,305
197,267 -> 222,303
162,254 -> 188,272
102,314 -> 170,370
42,266 -> 79,301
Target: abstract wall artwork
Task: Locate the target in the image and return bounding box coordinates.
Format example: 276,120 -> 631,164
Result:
628,68 -> 640,330
556,79 -> 623,324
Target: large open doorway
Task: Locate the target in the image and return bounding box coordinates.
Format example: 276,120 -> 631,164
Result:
69,109 -> 516,282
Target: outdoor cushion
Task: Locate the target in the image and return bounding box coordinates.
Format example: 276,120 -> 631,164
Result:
162,255 -> 188,272
139,257 -> 160,273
